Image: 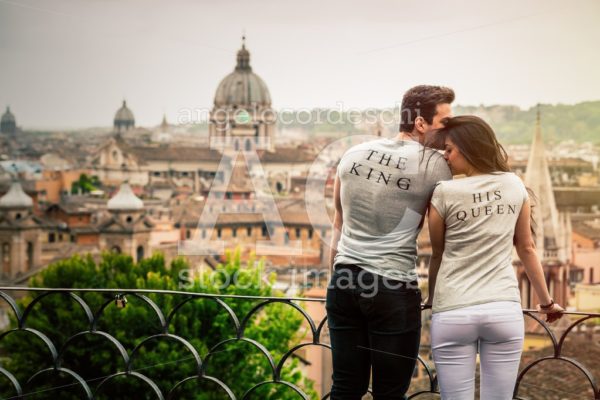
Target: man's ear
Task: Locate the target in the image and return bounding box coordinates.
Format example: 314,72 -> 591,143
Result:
415,116 -> 427,135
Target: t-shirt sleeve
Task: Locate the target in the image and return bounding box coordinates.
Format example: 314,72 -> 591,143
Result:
517,176 -> 529,203
430,182 -> 446,218
431,152 -> 453,183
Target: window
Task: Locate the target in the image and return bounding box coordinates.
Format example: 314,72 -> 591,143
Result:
126,216 -> 133,223
295,228 -> 301,238
217,228 -> 222,239
308,229 -> 314,239
186,230 -> 191,239
26,242 -> 34,271
49,233 -> 56,243
261,224 -> 268,238
2,242 -> 10,275
284,232 -> 290,245
232,228 -> 237,238
202,229 -> 206,239
136,246 -> 144,262
58,234 -> 63,241
247,227 -> 252,237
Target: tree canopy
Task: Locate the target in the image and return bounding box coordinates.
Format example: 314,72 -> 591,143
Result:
0,250 -> 316,399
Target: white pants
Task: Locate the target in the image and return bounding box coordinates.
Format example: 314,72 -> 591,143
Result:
431,301 -> 524,400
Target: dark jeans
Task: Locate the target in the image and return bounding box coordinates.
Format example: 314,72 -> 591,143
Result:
326,265 -> 422,400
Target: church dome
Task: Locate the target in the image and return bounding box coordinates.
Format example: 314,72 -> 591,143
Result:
213,38 -> 271,108
1,107 -> 17,135
0,181 -> 33,209
114,100 -> 135,131
107,182 -> 143,211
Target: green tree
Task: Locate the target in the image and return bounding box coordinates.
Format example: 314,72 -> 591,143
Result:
0,250 -> 316,399
71,174 -> 101,195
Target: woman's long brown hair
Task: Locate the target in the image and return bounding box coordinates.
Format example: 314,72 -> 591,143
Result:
439,115 -> 510,173
439,115 -> 537,240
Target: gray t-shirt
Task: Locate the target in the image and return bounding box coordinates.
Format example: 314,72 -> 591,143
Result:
429,172 -> 528,313
334,138 -> 451,281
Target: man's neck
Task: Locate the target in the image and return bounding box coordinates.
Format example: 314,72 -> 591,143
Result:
395,131 -> 421,144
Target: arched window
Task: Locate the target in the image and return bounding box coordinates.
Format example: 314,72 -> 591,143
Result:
245,139 -> 252,151
2,243 -> 10,276
26,242 -> 34,271
234,140 -> 240,151
136,246 -> 144,262
111,245 -> 122,254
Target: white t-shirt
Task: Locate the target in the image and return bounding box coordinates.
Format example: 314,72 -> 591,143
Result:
334,138 -> 452,281
429,172 -> 527,313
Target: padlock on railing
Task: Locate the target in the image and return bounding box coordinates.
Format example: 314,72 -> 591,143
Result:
115,294 -> 128,309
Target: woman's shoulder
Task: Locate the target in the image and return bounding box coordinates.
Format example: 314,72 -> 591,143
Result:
496,171 -> 525,185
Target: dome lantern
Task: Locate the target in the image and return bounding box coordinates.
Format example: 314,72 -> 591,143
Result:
213,37 -> 271,108
114,100 -> 135,133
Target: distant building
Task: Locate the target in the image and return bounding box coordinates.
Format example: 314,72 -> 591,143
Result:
0,182 -> 45,280
0,107 -> 17,136
114,100 -> 135,134
91,38 -> 318,195
99,182 -> 153,262
514,108 -> 571,309
0,180 -> 180,284
210,36 -> 275,152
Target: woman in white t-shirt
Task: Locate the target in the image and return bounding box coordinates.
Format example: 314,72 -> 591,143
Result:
426,115 -> 564,400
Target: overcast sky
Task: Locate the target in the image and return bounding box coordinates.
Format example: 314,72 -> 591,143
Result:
1,0 -> 599,129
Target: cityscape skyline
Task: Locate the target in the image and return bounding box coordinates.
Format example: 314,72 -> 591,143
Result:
1,0 -> 599,129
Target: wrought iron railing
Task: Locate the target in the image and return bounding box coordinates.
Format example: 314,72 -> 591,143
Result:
0,287 -> 598,400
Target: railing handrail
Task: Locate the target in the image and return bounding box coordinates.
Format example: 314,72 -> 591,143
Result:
1,287 -> 599,399
1,287 -> 599,317
0,286 -> 327,303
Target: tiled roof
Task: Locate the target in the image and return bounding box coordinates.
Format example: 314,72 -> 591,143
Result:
572,219 -> 600,241
127,145 -> 225,162
257,147 -> 317,163
176,197 -> 332,228
554,187 -> 600,208
514,336 -> 599,399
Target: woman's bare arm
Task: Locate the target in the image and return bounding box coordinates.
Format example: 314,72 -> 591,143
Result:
514,199 -> 564,320
427,206 -> 445,305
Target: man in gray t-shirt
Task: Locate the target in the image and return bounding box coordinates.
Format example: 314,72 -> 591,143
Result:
326,85 -> 454,399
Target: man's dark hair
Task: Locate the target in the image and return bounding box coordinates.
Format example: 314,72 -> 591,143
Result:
399,85 -> 455,132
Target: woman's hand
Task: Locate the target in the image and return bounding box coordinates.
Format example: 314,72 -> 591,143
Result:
423,296 -> 433,309
536,302 -> 565,323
